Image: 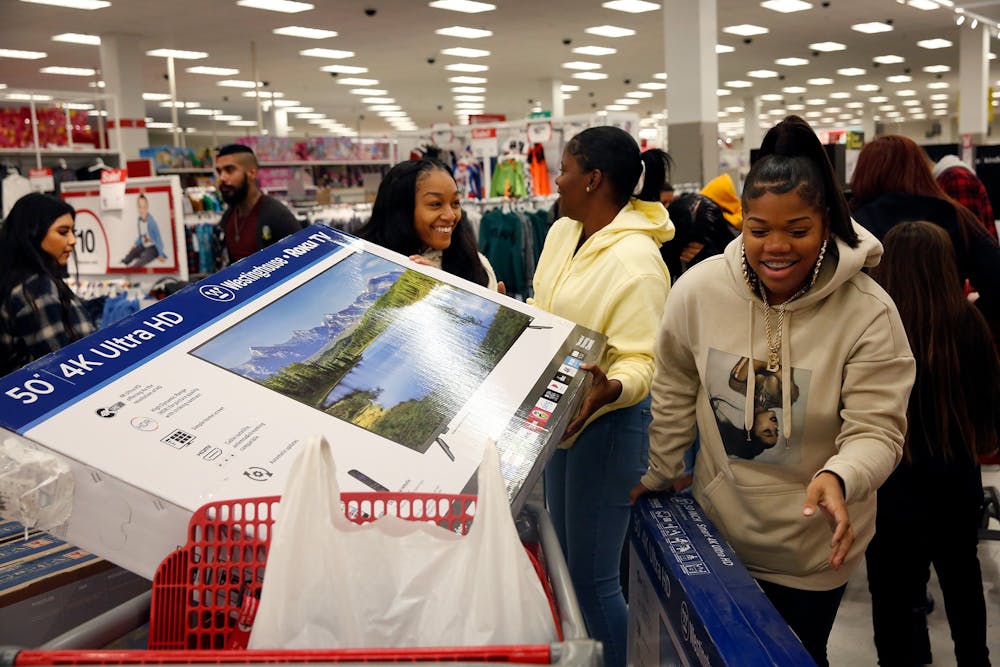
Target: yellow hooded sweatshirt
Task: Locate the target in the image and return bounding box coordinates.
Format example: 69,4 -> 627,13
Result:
701,173 -> 742,229
529,199 -> 674,446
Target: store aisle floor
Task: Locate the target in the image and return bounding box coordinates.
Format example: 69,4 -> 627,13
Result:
828,464 -> 1000,666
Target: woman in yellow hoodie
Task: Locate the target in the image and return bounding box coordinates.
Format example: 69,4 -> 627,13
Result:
633,116 -> 915,666
530,126 -> 673,667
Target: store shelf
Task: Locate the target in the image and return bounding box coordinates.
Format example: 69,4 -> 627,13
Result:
0,147 -> 119,155
258,159 -> 394,166
156,167 -> 214,174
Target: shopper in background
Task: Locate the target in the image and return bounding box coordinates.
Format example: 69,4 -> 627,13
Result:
659,192 -> 737,282
700,172 -> 743,230
659,181 -> 675,207
0,193 -> 95,376
850,135 -> 1000,344
358,157 -> 499,291
933,153 -> 997,241
867,221 -> 997,667
633,116 -> 914,667
531,126 -> 673,667
215,143 -> 302,265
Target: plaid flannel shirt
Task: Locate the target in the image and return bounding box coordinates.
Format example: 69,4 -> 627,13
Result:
937,167 -> 997,239
0,274 -> 95,374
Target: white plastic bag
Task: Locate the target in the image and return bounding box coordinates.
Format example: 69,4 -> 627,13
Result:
0,436 -> 74,532
248,435 -> 558,649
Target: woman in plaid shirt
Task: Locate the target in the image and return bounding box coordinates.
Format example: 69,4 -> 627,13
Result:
0,193 -> 95,376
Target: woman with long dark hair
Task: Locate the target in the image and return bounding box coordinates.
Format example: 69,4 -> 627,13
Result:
867,221 -> 997,666
850,134 -> 1000,342
532,126 -> 673,667
358,158 -> 498,289
0,193 -> 95,375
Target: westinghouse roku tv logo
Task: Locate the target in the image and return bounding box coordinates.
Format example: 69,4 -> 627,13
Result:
198,284 -> 236,302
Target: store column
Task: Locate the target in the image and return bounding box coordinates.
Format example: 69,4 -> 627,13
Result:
958,23 -> 989,148
99,33 -> 149,158
743,95 -> 762,151
663,0 -> 719,186
862,104 -> 876,143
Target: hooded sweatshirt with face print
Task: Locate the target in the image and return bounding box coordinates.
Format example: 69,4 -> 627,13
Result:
641,221 -> 915,591
530,198 -> 674,446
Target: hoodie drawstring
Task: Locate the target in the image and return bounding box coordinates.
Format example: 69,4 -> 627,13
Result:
780,311 -> 792,442
745,299 -> 756,435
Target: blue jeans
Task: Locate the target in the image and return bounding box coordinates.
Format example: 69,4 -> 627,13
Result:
545,397 -> 651,667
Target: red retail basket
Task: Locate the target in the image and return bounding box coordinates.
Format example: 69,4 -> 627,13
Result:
8,493 -> 569,665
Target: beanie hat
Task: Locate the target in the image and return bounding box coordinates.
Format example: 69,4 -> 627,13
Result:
700,173 -> 742,229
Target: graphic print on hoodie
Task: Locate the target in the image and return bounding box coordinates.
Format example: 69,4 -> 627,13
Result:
705,348 -> 812,464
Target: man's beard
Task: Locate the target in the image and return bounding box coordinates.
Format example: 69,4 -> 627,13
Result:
219,177 -> 249,206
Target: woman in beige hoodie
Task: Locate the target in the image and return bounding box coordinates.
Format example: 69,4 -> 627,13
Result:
632,116 -> 915,666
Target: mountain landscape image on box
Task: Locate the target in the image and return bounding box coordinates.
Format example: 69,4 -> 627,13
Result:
191,252 -> 532,452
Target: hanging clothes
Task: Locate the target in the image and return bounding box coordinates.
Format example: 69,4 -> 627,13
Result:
2,169 -> 31,219
528,144 -> 552,196
489,157 -> 528,198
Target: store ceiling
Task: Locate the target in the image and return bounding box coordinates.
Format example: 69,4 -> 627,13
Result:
1,0 -> 999,140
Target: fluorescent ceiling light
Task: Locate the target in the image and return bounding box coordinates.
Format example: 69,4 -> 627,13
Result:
87,80 -> 104,87
159,101 -> 200,108
809,41 -> 845,52
296,113 -> 325,119
445,63 -> 488,71
452,87 -> 485,94
787,103 -> 805,110
51,33 -> 100,45
146,122 -> 175,129
236,0 -> 313,13
775,57 -> 809,66
602,0 -> 660,12
845,101 -> 864,108
724,105 -> 745,112
716,44 -> 735,54
278,106 -> 313,112
21,0 -> 109,8
562,61 -> 601,70
300,48 -> 354,59
829,91 -> 851,98
0,49 -> 47,59
782,85 -> 806,93
856,83 -> 880,91
214,114 -> 242,121
806,98 -> 826,105
560,84 -> 579,91
722,24 -> 769,36
337,77 -> 379,85
724,79 -> 753,87
927,81 -> 949,89
917,39 -> 952,49
902,99 -> 921,106
930,93 -> 949,100
271,99 -> 301,106
760,0 -> 811,12
7,92 -> 53,100
378,110 -> 408,117
186,108 -> 222,115
572,71 -> 608,80
441,47 -> 490,57
368,105 -> 401,111
869,96 -> 889,103
837,68 -> 866,76
748,69 -> 779,78
878,104 -> 896,111
873,54 -> 904,64
273,26 -> 336,39
187,66 -> 239,75
606,105 -> 629,111
626,91 -> 653,98
614,98 -> 641,105
449,76 -> 486,83
896,89 -> 916,96
931,102 -> 948,108
228,120 -> 258,126
146,49 -> 208,59
906,0 -> 939,9
455,102 -> 484,109
852,21 -> 892,33
242,90 -> 284,97
428,0 -> 496,12
653,72 -> 667,79
349,88 -> 387,95
361,97 -> 394,103
61,102 -> 94,109
638,81 -> 666,90
717,88 -> 732,95
435,26 -> 492,38
215,79 -> 264,88
923,64 -> 950,73
807,77 -> 834,85
453,95 -> 484,101
760,93 -> 783,101
572,45 -> 617,56
319,64 -> 368,74
142,92 -> 171,100
584,25 -> 636,37
40,66 -> 96,75
886,74 -> 912,83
